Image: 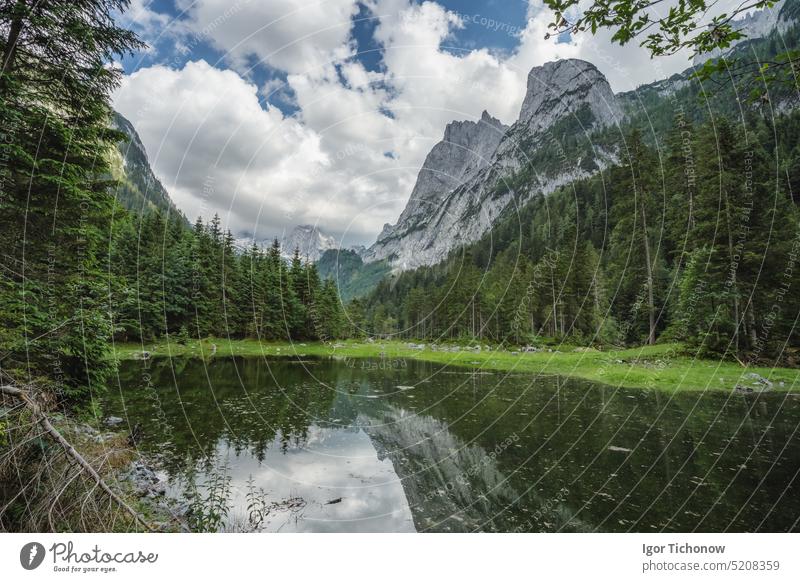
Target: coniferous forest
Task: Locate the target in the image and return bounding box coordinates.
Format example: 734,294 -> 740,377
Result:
0,0 -> 348,402
111,213 -> 350,346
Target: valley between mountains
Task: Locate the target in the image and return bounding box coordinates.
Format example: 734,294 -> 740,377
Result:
5,0 -> 800,535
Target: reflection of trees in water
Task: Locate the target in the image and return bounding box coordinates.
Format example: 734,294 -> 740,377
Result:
109,356 -> 800,532
112,357 -> 338,473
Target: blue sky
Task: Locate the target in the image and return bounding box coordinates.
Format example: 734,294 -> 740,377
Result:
113,0 -> 698,245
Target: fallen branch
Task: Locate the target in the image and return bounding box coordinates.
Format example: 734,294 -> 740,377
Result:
0,384 -> 153,531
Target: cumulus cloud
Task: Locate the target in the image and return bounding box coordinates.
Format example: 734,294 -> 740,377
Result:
115,0 -> 704,245
117,0 -> 172,36
175,0 -> 360,76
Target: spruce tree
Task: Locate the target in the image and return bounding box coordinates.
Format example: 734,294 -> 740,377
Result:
0,0 -> 143,400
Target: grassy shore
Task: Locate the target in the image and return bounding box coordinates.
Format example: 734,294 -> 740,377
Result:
110,339 -> 800,393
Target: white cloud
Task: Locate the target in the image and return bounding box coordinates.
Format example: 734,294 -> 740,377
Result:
113,60 -> 410,244
118,0 -> 172,34
175,0 -> 360,77
375,1 -> 522,125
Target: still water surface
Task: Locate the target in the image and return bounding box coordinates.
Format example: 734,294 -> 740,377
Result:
106,356 -> 800,532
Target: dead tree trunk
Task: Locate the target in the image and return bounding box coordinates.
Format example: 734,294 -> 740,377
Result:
640,201 -> 656,345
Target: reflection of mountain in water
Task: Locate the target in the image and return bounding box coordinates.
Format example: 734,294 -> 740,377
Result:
108,357 -> 800,532
360,405 -> 588,532
361,406 -> 517,532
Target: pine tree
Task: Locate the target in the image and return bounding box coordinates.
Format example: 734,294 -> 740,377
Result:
607,130 -> 663,345
678,119 -> 749,356
345,297 -> 367,338
163,214 -> 194,332
262,239 -> 289,339
221,229 -> 245,336
0,0 -> 143,400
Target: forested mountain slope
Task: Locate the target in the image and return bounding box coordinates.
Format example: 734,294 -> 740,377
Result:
110,111 -> 186,222
317,249 -> 391,301
359,5 -> 800,363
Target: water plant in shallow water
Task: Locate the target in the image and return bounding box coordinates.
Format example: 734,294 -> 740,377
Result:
184,460 -> 232,532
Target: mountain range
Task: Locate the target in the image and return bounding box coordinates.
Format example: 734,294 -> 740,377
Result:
363,58 -> 621,271
361,0 -> 798,273
112,0 -> 799,295
279,224 -> 339,262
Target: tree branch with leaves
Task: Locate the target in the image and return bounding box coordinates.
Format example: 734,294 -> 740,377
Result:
542,0 -> 796,86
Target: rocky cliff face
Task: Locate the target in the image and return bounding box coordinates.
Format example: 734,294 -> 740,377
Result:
518,59 -> 621,132
280,224 -> 338,262
395,110 -> 508,227
365,59 -> 622,270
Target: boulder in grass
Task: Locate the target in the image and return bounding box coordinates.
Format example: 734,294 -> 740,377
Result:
733,373 -> 774,394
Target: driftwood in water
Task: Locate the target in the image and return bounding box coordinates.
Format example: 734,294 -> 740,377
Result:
0,383 -> 153,531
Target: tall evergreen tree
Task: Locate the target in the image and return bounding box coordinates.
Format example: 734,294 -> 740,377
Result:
607,129 -> 664,345
0,0 -> 143,400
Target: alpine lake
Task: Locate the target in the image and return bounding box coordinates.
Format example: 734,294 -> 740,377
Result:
104,354 -> 800,532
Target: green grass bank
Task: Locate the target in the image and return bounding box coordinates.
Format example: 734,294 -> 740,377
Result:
110,339 -> 800,393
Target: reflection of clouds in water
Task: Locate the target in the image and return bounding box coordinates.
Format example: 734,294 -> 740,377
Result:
184,403 -> 529,532
209,427 -> 415,532
112,357 -> 800,532
171,399 -> 584,532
